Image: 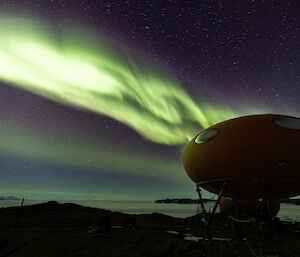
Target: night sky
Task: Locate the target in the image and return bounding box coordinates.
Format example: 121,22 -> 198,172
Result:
0,1 -> 299,200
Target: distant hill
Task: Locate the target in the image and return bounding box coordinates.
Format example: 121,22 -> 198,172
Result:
155,198 -> 216,204
0,196 -> 21,200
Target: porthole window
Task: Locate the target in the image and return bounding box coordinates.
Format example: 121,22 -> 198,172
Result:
195,128 -> 219,144
273,116 -> 300,130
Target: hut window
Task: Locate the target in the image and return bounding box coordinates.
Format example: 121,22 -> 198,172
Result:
195,128 -> 219,144
273,116 -> 300,130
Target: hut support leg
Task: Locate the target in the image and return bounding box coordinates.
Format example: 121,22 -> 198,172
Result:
266,199 -> 275,232
206,181 -> 227,238
203,182 -> 227,257
196,184 -> 207,220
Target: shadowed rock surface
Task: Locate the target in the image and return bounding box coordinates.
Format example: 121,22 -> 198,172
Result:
0,201 -> 299,257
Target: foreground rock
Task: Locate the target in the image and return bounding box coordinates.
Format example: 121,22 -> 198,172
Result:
0,201 -> 299,257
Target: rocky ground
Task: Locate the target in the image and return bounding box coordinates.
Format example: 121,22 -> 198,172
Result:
0,201 -> 299,257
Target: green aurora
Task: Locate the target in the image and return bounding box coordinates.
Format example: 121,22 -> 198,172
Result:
0,16 -> 264,146
0,16 -> 277,200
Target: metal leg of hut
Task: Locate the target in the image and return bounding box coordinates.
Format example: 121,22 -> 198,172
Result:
196,184 -> 207,221
196,182 -> 227,238
205,181 -> 227,238
197,182 -> 227,257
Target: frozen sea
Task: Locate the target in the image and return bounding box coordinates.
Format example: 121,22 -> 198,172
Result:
0,200 -> 299,221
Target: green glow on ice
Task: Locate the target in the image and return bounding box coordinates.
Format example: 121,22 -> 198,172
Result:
0,17 -> 250,144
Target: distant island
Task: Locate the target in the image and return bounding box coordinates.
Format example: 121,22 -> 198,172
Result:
0,196 -> 21,200
281,199 -> 300,205
155,198 -> 216,204
155,198 -> 300,205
